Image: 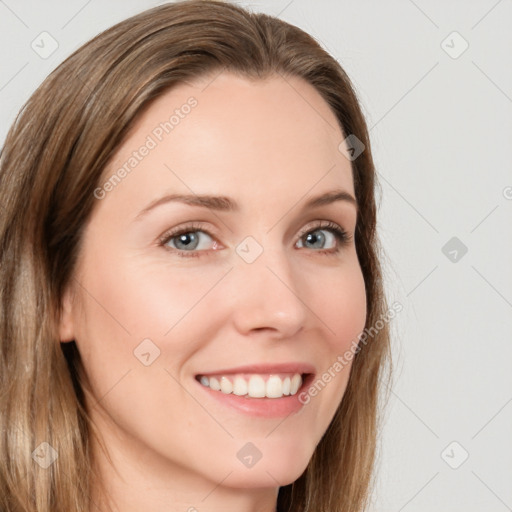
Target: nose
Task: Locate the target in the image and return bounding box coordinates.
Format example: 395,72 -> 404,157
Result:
228,245 -> 307,339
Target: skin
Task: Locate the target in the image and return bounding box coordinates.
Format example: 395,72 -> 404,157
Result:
59,71 -> 367,512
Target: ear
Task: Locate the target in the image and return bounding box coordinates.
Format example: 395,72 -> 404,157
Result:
59,283 -> 76,343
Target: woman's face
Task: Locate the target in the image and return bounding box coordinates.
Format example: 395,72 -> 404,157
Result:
60,72 -> 366,495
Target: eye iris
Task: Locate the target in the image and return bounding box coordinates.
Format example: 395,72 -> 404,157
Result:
175,232 -> 199,250
305,230 -> 325,248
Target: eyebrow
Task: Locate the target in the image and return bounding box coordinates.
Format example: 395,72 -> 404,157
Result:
134,188 -> 357,220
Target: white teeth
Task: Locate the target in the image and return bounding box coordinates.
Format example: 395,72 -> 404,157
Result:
266,375 -> 283,398
198,373 -> 304,399
290,374 -> 302,395
282,376 -> 291,395
209,376 -> 220,391
220,376 -> 233,394
232,376 -> 248,396
248,375 -> 266,397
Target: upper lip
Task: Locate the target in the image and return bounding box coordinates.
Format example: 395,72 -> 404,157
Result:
196,362 -> 316,377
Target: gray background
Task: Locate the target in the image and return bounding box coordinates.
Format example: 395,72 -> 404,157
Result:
1,1 -> 511,510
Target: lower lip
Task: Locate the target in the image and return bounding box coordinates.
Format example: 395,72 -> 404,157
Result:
194,374 -> 314,418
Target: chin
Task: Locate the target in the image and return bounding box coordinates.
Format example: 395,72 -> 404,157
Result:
222,467 -> 307,490
220,445 -> 313,489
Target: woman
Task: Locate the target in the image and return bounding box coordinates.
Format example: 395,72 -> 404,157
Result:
0,1 -> 392,511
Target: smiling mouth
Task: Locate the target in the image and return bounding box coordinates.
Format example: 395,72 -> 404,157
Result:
195,372 -> 313,399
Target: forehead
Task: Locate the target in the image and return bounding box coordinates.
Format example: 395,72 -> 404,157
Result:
100,71 -> 355,213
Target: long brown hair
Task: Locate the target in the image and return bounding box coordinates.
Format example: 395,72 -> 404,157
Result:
0,1 -> 392,510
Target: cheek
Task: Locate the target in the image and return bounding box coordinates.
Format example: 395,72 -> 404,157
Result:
76,243 -> 218,341
71,250 -> 222,456
315,260 -> 367,351
298,259 -> 366,411
72,246 -> 232,396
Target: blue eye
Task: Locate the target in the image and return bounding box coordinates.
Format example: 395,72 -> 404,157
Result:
159,221 -> 351,258
166,231 -> 212,251
296,222 -> 350,254
160,223 -> 217,257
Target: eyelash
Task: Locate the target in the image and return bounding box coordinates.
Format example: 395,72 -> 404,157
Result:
158,221 -> 352,258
